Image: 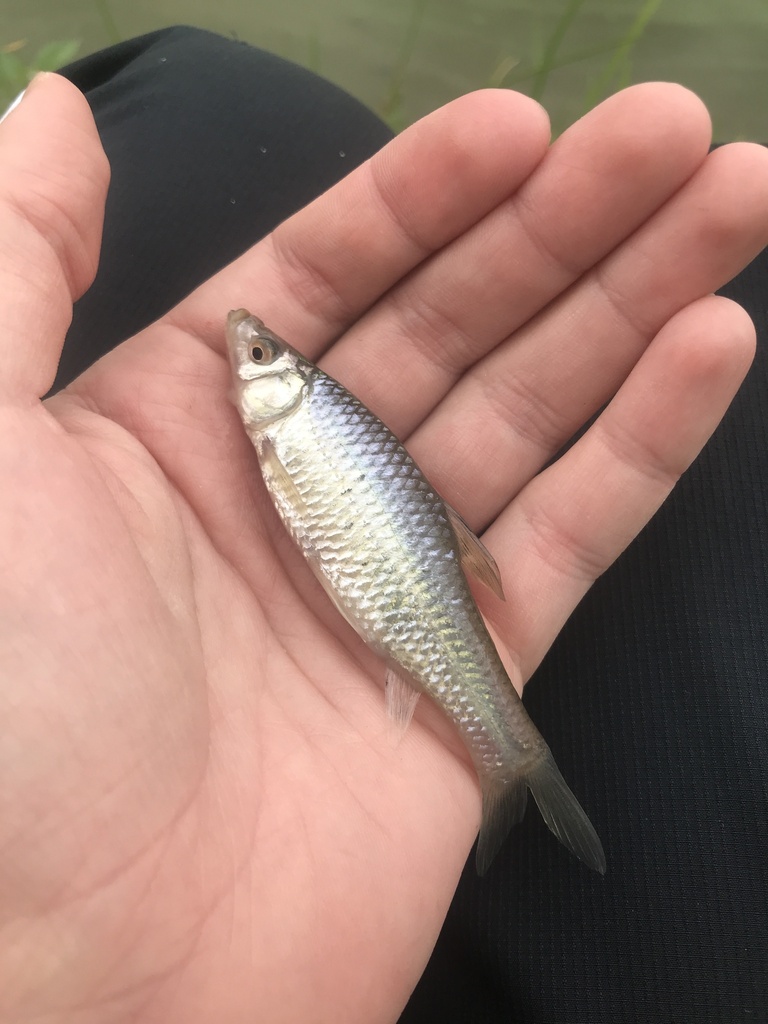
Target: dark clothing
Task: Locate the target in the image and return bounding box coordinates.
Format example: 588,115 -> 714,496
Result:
60,27 -> 768,1023
56,26 -> 393,391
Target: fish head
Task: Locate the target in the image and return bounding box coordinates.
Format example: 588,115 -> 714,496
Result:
226,309 -> 311,429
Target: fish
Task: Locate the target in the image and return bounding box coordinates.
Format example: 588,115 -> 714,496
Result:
226,308 -> 606,875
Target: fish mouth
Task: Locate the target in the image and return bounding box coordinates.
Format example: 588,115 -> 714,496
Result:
227,308 -> 252,329
226,308 -> 270,343
225,308 -> 270,373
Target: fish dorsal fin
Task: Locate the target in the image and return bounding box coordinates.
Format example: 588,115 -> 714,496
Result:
385,667 -> 421,743
445,505 -> 506,601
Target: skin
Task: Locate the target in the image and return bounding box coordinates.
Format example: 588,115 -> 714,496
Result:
1,71 -> 767,1023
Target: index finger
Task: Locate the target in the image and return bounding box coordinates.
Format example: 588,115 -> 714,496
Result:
164,90 -> 550,351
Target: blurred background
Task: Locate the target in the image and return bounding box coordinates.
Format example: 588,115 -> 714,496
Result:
2,0 -> 767,138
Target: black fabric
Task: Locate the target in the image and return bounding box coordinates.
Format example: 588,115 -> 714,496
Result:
401,227 -> 768,1024
403,294 -> 768,1024
56,26 -> 394,391
56,27 -> 767,1023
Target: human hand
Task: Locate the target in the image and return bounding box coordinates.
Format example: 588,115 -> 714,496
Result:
2,73 -> 767,1023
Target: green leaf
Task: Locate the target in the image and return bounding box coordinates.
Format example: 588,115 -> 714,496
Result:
530,0 -> 589,102
584,0 -> 663,109
0,50 -> 28,92
33,40 -> 80,72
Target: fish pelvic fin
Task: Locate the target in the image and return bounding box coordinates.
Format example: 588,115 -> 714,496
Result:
476,750 -> 606,876
384,666 -> 421,744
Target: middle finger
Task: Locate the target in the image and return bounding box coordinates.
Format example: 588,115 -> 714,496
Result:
321,83 -> 712,435
407,140 -> 768,531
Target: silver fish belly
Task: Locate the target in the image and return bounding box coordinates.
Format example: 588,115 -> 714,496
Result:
226,308 -> 605,875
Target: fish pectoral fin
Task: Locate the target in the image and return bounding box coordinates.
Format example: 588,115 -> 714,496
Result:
260,438 -> 367,639
445,505 -> 505,601
384,666 -> 421,744
259,436 -> 308,514
309,560 -> 364,635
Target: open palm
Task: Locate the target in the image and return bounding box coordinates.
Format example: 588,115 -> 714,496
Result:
3,75 -> 768,1023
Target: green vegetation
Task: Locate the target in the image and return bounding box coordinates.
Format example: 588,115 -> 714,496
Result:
0,0 -> 122,108
489,0 -> 663,107
94,0 -> 122,45
375,0 -> 663,130
0,39 -> 80,106
1,0 -> 665,127
379,0 -> 429,130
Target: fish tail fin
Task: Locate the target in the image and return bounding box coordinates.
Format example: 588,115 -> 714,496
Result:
476,774 -> 528,875
476,749 -> 606,876
525,749 -> 606,874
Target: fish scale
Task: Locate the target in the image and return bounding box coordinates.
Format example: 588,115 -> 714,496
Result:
227,308 -> 606,874
272,377 -> 499,747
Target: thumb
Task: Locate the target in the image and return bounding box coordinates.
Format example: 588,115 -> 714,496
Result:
0,73 -> 109,400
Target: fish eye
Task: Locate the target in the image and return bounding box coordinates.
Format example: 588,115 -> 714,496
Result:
249,337 -> 277,365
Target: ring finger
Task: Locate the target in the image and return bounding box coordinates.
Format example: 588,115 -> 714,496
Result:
481,293 -> 755,679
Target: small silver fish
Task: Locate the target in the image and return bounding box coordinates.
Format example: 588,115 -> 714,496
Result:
226,309 -> 605,875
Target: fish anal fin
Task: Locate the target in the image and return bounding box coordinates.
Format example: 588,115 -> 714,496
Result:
385,667 -> 421,744
259,436 -> 308,516
445,505 -> 505,601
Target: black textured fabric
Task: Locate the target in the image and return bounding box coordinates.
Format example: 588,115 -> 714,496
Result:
402,253 -> 768,1023
56,27 -> 767,1023
56,26 -> 394,390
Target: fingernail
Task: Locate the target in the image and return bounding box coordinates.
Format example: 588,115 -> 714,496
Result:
0,72 -> 53,125
26,71 -> 52,91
